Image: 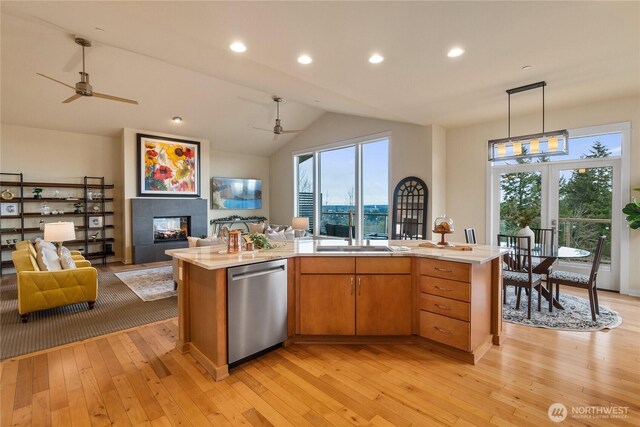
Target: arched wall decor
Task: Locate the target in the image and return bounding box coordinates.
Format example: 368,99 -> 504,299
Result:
391,176 -> 428,240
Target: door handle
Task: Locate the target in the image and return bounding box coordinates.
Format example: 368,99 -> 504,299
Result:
551,219 -> 557,226
350,277 -> 354,295
357,277 -> 362,295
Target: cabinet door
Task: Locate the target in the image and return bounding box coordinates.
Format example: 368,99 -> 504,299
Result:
356,275 -> 411,335
299,275 -> 355,335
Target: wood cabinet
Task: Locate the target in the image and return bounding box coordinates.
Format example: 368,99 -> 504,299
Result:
298,257 -> 412,336
418,258 -> 491,352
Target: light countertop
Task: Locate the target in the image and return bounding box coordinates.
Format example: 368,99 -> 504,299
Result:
166,239 -> 507,271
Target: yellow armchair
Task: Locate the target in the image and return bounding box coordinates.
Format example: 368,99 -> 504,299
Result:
12,244 -> 98,323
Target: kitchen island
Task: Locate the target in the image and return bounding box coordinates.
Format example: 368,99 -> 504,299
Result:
167,240 -> 507,380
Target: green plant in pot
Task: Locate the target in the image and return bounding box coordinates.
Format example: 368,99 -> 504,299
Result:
32,188 -> 43,199
515,208 -> 537,248
246,233 -> 277,249
622,187 -> 640,230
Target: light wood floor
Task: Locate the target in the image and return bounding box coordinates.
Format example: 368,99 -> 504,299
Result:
1,265 -> 638,426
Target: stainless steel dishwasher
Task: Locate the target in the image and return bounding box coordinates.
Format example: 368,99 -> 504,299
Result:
227,259 -> 288,365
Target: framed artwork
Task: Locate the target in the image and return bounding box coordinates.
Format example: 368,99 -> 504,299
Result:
137,133 -> 200,197
88,216 -> 103,228
1,202 -> 19,216
211,177 -> 262,209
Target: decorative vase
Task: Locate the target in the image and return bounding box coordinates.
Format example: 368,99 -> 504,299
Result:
516,225 -> 535,249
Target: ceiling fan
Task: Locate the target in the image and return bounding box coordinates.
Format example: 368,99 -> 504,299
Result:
253,96 -> 304,142
36,37 -> 139,105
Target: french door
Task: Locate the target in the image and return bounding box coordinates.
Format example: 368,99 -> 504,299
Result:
491,158 -> 621,290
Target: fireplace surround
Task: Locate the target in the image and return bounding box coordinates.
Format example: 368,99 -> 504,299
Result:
131,198 -> 207,264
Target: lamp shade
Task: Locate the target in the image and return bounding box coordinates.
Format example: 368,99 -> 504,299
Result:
292,217 -> 309,231
44,222 -> 76,243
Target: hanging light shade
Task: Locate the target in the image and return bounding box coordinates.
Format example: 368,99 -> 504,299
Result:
488,81 -> 569,161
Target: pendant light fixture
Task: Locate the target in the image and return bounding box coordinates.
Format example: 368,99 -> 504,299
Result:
488,81 -> 568,161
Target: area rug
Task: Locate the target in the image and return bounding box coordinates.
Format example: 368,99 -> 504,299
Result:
0,270 -> 177,360
503,288 -> 622,331
115,266 -> 176,301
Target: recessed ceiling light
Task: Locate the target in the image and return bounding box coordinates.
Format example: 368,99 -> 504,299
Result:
229,41 -> 247,53
447,47 -> 465,58
522,65 -> 532,71
172,116 -> 183,123
297,55 -> 313,65
369,54 -> 384,64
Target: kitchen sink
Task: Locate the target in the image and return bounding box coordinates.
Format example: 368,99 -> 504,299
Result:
315,245 -> 393,253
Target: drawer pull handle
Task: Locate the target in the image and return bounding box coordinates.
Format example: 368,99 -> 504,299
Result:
434,267 -> 453,273
434,285 -> 453,292
434,304 -> 452,310
434,326 -> 453,335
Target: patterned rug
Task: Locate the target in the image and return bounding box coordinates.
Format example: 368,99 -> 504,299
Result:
503,287 -> 622,331
115,266 -> 176,301
0,270 -> 177,360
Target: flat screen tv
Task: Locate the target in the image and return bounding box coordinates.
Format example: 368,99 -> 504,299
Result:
211,177 -> 262,209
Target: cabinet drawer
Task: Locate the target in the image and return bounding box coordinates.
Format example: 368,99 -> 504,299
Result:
419,293 -> 470,322
419,276 -> 470,302
300,257 -> 354,274
420,311 -> 470,351
420,259 -> 470,282
356,257 -> 411,274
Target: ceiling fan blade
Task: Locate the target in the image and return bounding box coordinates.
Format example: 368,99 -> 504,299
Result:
36,73 -> 75,90
252,127 -> 274,132
281,129 -> 304,134
92,91 -> 139,105
62,94 -> 82,103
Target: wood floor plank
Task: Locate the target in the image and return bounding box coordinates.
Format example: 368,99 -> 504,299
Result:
31,390 -> 51,427
67,386 -> 92,427
46,351 -> 69,412
50,408 -> 71,427
111,374 -> 151,426
0,359 -> 19,427
13,358 -> 33,410
32,353 -> 50,395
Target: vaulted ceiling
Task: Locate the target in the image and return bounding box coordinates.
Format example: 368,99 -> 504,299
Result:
2,1 -> 638,156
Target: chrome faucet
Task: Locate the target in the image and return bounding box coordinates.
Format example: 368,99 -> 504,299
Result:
347,211 -> 354,245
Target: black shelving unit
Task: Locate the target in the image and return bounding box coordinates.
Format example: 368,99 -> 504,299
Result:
0,175 -> 115,273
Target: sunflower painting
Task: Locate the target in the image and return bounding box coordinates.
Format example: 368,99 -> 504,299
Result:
137,134 -> 200,197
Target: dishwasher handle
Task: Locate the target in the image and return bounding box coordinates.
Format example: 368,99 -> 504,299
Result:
230,265 -> 285,281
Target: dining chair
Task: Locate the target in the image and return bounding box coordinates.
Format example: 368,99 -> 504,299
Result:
530,226 -> 556,277
547,235 -> 606,320
498,234 -> 544,319
464,228 -> 477,244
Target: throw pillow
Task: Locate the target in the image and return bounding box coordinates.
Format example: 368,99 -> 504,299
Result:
266,229 -> 286,241
284,226 -> 295,240
59,246 -> 77,270
196,238 -> 219,247
34,238 -> 57,253
187,236 -> 200,248
248,222 -> 265,234
35,245 -> 62,271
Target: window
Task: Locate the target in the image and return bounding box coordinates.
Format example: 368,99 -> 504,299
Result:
294,136 -> 389,239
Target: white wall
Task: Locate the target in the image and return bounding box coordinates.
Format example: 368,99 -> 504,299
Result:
445,95 -> 640,293
269,112 -> 444,235
0,124 -> 123,257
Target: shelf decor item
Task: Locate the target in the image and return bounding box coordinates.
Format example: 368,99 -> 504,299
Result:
433,215 -> 454,246
137,133 -> 200,197
1,202 -> 19,216
32,188 -> 43,199
1,189 -> 14,200
88,216 -> 103,228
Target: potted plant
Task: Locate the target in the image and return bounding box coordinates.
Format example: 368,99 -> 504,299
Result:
32,188 -> 43,199
73,203 -> 83,213
622,187 -> 640,230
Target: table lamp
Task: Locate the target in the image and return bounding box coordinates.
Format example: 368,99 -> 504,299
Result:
44,221 -> 76,255
292,217 -> 309,238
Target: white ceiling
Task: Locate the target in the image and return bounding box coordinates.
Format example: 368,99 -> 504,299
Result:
2,1 -> 639,156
